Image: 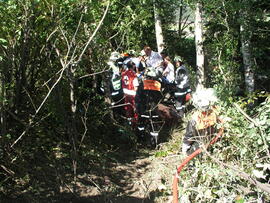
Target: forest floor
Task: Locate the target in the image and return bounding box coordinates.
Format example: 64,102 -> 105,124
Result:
67,122 -> 186,203
1,120 -> 186,203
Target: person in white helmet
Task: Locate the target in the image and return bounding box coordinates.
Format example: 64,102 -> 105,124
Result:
181,88 -> 223,155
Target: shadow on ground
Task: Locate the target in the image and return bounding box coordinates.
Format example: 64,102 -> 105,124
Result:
1,191 -> 158,203
0,124 -> 166,203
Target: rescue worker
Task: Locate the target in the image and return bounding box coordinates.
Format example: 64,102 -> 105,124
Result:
162,56 -> 175,84
135,65 -> 163,144
121,60 -> 139,127
122,52 -> 132,71
135,65 -> 147,142
106,52 -> 125,117
127,50 -> 146,78
181,88 -> 222,155
107,52 -> 123,101
160,51 -> 168,60
174,56 -> 191,117
142,46 -> 163,68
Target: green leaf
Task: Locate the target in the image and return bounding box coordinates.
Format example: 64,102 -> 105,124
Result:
235,198 -> 245,203
0,38 -> 7,43
155,151 -> 168,157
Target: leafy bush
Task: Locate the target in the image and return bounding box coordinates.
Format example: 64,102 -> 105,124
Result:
179,96 -> 270,202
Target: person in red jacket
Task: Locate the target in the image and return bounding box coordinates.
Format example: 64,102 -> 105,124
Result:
121,60 -> 139,127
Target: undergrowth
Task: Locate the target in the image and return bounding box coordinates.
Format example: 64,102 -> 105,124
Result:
153,96 -> 270,203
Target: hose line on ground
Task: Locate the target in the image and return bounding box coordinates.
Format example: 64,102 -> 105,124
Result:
173,127 -> 224,203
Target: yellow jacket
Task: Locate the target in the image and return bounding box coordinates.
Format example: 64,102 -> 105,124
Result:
192,107 -> 218,130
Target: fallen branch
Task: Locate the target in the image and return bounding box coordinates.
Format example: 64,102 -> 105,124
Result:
233,103 -> 258,125
233,103 -> 270,157
204,148 -> 270,194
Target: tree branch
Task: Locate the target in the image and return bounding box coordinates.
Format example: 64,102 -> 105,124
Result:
78,69 -> 110,80
10,1 -> 110,149
203,147 -> 270,194
233,103 -> 270,157
76,1 -> 110,64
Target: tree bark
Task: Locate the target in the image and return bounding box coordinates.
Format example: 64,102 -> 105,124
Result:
154,1 -> 164,53
177,0 -> 183,36
67,64 -> 78,193
194,2 -> 205,89
15,4 -> 32,113
240,3 -> 254,94
0,69 -> 6,135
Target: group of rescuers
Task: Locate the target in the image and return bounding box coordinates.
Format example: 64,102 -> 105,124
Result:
106,45 -> 223,154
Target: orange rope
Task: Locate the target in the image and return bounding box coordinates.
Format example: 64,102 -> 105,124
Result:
172,127 -> 224,203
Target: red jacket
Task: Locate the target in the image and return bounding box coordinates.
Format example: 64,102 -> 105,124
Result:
122,69 -> 138,95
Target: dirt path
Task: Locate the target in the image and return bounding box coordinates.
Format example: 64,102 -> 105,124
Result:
1,126 -> 185,203
71,128 -> 184,203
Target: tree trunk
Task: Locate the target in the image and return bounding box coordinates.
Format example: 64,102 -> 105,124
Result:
0,70 -> 6,135
194,2 -> 205,89
177,0 -> 183,36
15,4 -> 32,114
154,1 -> 164,53
67,64 -> 78,193
240,3 -> 254,94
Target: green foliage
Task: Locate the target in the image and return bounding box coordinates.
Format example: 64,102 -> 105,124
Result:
202,0 -> 270,95
0,0 -> 269,201
178,95 -> 270,202
155,150 -> 168,157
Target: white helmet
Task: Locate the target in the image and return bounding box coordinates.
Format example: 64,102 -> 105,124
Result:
109,51 -> 120,62
192,88 -> 218,110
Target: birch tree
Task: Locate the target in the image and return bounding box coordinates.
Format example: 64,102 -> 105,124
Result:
194,1 -> 205,88
154,0 -> 165,53
240,0 -> 255,94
